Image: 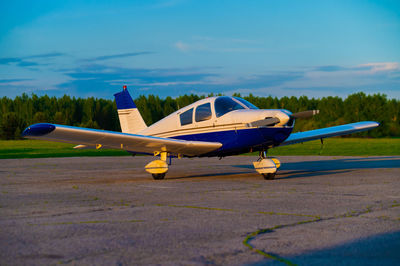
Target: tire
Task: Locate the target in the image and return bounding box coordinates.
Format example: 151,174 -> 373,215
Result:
262,173 -> 276,180
152,173 -> 166,180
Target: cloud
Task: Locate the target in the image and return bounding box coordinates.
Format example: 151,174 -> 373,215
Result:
0,78 -> 34,83
315,62 -> 400,73
314,65 -> 347,72
17,61 -> 39,67
238,72 -> 304,87
174,36 -> 262,53
56,64 -> 219,97
0,57 -> 38,67
358,62 -> 400,73
0,57 -> 21,64
55,61 -> 400,99
85,52 -> 154,62
25,52 -> 66,59
2,56 -> 398,99
174,41 -> 191,52
56,62 -> 303,97
0,52 -> 65,68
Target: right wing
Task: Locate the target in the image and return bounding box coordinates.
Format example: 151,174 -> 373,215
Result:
280,121 -> 379,146
22,123 -> 222,156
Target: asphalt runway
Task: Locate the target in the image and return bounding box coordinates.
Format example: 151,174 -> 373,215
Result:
0,156 -> 399,265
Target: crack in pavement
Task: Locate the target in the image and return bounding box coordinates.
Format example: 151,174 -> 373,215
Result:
243,203 -> 400,265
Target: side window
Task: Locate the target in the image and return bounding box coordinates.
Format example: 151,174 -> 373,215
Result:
180,108 -> 193,126
195,103 -> 212,122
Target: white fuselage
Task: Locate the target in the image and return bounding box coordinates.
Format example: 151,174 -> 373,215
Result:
140,96 -> 293,138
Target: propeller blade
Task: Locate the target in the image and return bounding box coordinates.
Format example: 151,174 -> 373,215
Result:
249,117 -> 280,127
291,110 -> 319,119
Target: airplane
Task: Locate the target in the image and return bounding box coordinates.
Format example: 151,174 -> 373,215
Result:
22,86 -> 379,180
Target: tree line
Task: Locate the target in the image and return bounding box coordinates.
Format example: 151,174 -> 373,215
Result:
0,92 -> 398,140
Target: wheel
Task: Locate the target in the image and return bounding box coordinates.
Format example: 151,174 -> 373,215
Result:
262,173 -> 276,180
152,173 -> 166,180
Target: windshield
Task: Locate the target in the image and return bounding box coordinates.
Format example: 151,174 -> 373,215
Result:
214,96 -> 245,117
234,97 -> 259,109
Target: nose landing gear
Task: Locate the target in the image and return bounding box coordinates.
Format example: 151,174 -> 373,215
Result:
252,150 -> 281,180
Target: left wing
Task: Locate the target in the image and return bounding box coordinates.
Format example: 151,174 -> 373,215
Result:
280,121 -> 379,146
22,123 -> 222,156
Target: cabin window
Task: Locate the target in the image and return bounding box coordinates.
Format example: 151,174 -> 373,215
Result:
195,103 -> 212,122
214,96 -> 245,117
180,108 -> 193,126
234,97 -> 259,109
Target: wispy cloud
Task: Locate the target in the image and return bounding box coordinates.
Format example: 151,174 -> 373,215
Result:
174,36 -> 262,53
84,52 -> 154,62
25,52 -> 66,59
0,57 -> 39,67
2,57 -> 398,99
174,41 -> 191,52
358,62 -> 399,73
0,78 -> 34,84
56,63 -> 218,97
0,52 -> 66,68
314,62 -> 400,73
314,65 -> 347,72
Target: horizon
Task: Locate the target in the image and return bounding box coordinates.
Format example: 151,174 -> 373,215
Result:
1,0 -> 399,99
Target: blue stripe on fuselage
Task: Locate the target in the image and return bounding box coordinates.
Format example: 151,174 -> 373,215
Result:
171,127 -> 293,156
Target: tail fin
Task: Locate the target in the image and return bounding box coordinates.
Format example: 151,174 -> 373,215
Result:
114,87 -> 147,134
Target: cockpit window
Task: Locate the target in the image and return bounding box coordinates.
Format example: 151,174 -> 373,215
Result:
234,97 -> 259,109
214,96 -> 245,117
195,103 -> 212,122
180,108 -> 193,126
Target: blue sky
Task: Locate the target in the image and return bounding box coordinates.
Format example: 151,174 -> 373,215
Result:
0,0 -> 399,99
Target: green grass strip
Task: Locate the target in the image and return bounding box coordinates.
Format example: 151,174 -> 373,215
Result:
1,138 -> 399,159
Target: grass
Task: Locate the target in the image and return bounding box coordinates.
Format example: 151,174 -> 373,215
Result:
0,140 -> 130,159
0,138 -> 399,159
265,138 -> 400,156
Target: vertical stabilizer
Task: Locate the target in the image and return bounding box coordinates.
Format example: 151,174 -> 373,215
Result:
114,87 -> 147,134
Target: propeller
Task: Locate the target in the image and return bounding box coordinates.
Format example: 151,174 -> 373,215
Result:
248,110 -> 319,128
290,110 -> 319,119
249,117 -> 280,127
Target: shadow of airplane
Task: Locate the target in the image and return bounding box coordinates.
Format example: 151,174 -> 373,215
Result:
232,156 -> 400,180
167,171 -> 255,180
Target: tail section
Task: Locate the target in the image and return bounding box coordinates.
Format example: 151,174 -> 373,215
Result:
114,86 -> 147,134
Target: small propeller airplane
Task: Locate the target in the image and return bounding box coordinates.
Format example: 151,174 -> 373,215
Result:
22,86 -> 379,180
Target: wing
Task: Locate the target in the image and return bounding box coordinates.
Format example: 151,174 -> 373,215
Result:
280,121 -> 379,146
22,123 -> 222,156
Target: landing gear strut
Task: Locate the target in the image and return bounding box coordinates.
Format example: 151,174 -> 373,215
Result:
252,150 -> 281,180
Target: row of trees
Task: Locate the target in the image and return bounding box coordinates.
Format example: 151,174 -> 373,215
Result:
0,92 -> 398,139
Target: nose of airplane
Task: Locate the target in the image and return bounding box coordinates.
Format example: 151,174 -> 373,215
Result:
22,123 -> 56,137
275,111 -> 291,126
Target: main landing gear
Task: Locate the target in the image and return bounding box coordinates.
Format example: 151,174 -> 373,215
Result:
252,150 -> 281,180
145,150 -> 281,180
145,151 -> 169,180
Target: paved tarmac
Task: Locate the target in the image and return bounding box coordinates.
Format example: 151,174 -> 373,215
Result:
0,156 -> 399,265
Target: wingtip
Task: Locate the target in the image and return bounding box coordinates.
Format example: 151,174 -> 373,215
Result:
22,123 -> 56,137
369,121 -> 380,128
